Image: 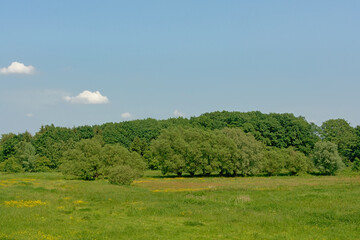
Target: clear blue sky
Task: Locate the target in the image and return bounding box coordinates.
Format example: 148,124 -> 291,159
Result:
1,0 -> 360,134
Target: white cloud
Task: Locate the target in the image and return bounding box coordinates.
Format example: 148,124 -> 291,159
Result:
26,113 -> 34,118
174,109 -> 184,117
0,62 -> 35,75
64,90 -> 109,104
121,112 -> 132,119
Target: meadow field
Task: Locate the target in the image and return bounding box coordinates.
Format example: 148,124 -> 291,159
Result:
1,171 -> 360,240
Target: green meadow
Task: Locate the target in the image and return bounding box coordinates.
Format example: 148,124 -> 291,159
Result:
1,171 -> 360,240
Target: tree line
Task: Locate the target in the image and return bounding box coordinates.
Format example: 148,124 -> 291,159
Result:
1,111 -> 359,183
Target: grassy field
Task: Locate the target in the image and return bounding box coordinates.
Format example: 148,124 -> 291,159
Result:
1,171 -> 360,240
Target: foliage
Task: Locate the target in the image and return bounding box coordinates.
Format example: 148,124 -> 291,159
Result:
262,147 -> 313,176
283,147 -> 313,175
101,118 -> 169,147
60,138 -> 145,184
312,141 -> 344,175
220,128 -> 264,176
33,156 -> 53,172
0,133 -> 20,160
0,156 -> 23,173
33,125 -> 83,167
129,136 -> 148,156
321,119 -> 358,162
352,157 -> 360,171
100,144 -> 146,177
15,141 -> 37,172
60,138 -> 103,180
262,148 -> 286,176
353,126 -> 360,161
108,165 -> 141,185
151,127 -> 265,176
2,111 -> 360,176
190,111 -> 319,154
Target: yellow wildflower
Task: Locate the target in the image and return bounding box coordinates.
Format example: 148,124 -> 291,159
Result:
73,200 -> 86,204
4,200 -> 47,208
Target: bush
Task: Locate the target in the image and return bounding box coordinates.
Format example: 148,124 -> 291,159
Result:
150,127 -> 265,176
60,148 -> 101,180
284,148 -> 313,175
60,138 -> 146,183
0,156 -> 23,173
100,144 -> 146,176
34,156 -> 53,172
262,148 -> 285,176
108,165 -> 140,185
313,141 -> 344,175
352,157 -> 360,171
220,128 -> 264,176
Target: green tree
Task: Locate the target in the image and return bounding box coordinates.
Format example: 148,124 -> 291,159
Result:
353,126 -> 360,161
313,141 -> 344,175
151,127 -> 265,177
150,127 -> 187,176
151,127 -> 221,176
60,138 -> 103,180
34,156 -> 53,172
108,165 -> 142,185
0,156 -> 23,173
100,144 -> 146,177
283,147 -> 313,175
220,128 -> 264,176
0,133 -> 19,160
262,148 -> 286,176
352,157 -> 360,171
60,138 -> 145,183
190,111 -> 319,154
15,141 -> 36,172
321,119 -> 357,162
129,136 -> 148,156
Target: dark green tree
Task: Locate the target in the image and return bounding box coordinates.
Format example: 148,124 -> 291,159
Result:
0,133 -> 19,160
129,136 -> 148,156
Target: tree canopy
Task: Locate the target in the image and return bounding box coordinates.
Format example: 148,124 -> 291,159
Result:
1,111 -> 359,178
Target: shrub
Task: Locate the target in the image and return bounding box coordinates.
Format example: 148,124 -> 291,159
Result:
0,156 -> 23,173
284,148 -> 313,175
262,148 -> 285,176
60,148 -> 101,180
352,157 -> 360,171
34,156 -> 53,172
220,128 -> 264,176
60,138 -> 145,183
100,144 -> 146,176
313,141 -> 344,175
108,165 -> 140,185
150,127 -> 265,176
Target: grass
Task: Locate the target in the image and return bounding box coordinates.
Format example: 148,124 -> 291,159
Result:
0,171 -> 360,240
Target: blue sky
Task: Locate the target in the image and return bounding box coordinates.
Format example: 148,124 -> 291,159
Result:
1,0 -> 360,134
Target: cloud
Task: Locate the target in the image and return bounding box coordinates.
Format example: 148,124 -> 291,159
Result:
0,62 -> 35,75
26,113 -> 34,118
174,109 -> 184,117
121,112 -> 132,119
64,90 -> 109,104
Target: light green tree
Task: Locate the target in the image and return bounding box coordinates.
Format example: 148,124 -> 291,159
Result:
313,141 -> 344,175
321,119 -> 357,162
